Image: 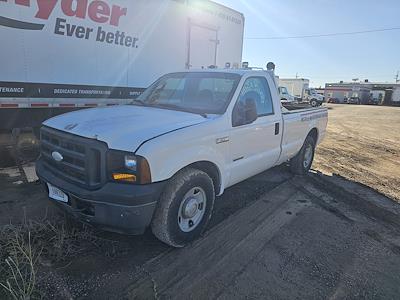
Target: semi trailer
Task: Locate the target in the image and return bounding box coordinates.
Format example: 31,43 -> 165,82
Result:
0,0 -> 244,162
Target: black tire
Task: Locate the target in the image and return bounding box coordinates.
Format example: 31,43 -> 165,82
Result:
310,99 -> 318,107
151,168 -> 215,247
290,135 -> 316,175
15,133 -> 40,162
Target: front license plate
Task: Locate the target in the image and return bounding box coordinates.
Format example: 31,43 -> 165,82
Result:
47,183 -> 69,203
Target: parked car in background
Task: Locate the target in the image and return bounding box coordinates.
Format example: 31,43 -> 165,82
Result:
348,97 -> 360,104
327,97 -> 339,104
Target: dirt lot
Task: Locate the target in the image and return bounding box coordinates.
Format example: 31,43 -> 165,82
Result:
314,104 -> 400,202
1,104 -> 400,299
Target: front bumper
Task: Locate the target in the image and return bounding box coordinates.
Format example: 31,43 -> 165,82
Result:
36,159 -> 166,235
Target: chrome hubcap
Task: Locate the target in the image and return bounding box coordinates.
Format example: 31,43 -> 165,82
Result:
183,198 -> 198,219
303,144 -> 313,169
178,187 -> 206,232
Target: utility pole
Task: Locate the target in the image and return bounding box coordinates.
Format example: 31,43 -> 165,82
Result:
395,71 -> 399,83
295,73 -> 298,79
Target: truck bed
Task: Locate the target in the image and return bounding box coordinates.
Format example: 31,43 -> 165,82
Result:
279,104 -> 328,163
282,102 -> 313,111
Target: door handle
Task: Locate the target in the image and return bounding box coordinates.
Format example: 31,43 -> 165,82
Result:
275,123 -> 280,135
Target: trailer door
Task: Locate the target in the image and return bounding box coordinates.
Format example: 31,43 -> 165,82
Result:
187,23 -> 219,69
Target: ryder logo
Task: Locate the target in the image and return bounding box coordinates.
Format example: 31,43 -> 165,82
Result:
0,0 -> 139,48
0,0 -> 127,29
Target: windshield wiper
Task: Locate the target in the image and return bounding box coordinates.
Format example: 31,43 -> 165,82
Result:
153,103 -> 208,118
130,99 -> 146,105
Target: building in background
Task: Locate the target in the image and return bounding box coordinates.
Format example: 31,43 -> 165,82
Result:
325,81 -> 400,105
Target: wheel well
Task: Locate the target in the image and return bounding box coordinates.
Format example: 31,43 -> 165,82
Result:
186,161 -> 221,195
308,128 -> 318,143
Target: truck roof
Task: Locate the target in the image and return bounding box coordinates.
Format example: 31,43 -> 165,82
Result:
179,68 -> 275,77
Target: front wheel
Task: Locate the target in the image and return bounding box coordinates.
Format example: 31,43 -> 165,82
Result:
151,168 -> 215,247
290,135 -> 316,175
310,99 -> 318,107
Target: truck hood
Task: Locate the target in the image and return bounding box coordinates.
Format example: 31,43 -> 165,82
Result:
312,94 -> 324,100
43,105 -> 208,152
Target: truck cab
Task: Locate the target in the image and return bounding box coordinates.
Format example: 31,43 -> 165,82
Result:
278,86 -> 296,103
304,88 -> 325,107
36,68 -> 327,247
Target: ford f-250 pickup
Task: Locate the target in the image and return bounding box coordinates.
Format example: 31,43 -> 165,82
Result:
36,68 -> 328,247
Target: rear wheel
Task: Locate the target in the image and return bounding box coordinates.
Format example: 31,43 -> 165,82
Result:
151,168 -> 215,247
290,135 -> 316,175
15,133 -> 40,162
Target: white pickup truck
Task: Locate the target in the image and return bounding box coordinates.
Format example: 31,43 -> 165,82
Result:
36,68 -> 328,247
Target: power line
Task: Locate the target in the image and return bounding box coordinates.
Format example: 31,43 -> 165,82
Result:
279,74 -> 395,80
245,27 -> 400,40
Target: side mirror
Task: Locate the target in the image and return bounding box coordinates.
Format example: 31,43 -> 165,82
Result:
233,98 -> 258,127
244,98 -> 258,124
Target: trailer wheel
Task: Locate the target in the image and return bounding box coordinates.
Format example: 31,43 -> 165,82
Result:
151,168 -> 215,247
15,132 -> 40,163
290,135 -> 316,175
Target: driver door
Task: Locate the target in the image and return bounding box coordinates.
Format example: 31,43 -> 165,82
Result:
228,76 -> 282,186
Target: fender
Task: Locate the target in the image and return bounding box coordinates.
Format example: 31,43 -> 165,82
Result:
139,143 -> 228,195
135,118 -> 230,195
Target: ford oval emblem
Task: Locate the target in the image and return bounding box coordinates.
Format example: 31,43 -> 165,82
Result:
51,151 -> 63,162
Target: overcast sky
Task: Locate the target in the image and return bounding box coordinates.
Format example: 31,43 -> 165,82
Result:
214,0 -> 400,87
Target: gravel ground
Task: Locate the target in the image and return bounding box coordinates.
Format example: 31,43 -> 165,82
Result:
0,104 -> 399,299
314,104 -> 400,202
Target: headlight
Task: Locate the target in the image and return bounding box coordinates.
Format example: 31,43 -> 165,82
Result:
125,155 -> 137,171
107,150 -> 151,184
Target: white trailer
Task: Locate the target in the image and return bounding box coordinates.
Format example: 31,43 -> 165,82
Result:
279,78 -> 310,99
0,0 -> 244,161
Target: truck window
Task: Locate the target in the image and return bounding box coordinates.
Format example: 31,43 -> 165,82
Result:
237,77 -> 274,116
199,78 -> 237,97
279,87 -> 288,95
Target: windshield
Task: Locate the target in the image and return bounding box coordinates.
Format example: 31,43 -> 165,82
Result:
134,72 -> 241,115
280,87 -> 289,94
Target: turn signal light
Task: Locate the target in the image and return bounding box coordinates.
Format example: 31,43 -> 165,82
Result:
112,173 -> 136,182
